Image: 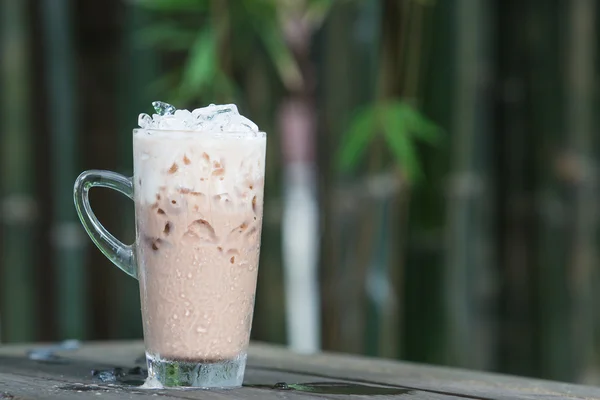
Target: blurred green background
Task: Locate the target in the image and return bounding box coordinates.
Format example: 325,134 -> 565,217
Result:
2,0 -> 600,386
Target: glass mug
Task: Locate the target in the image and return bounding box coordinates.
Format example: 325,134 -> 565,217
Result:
73,128 -> 266,388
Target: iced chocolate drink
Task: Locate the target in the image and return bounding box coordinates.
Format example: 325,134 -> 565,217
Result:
73,102 -> 266,388
135,103 -> 266,387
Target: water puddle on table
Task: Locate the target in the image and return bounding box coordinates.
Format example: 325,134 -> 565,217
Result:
27,339 -> 81,364
90,366 -> 148,386
58,367 -> 148,393
57,362 -> 412,395
246,381 -> 413,395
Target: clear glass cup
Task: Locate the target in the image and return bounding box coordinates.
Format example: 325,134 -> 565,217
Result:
74,128 -> 266,388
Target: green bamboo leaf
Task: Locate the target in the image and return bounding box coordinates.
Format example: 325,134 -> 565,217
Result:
135,23 -> 196,50
241,0 -> 303,91
337,107 -> 376,172
383,106 -> 423,182
178,27 -> 217,98
253,20 -> 303,91
391,101 -> 442,145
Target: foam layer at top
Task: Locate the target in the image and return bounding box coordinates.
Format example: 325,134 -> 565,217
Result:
138,101 -> 259,134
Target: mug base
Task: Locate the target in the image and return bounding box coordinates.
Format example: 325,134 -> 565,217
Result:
146,351 -> 246,388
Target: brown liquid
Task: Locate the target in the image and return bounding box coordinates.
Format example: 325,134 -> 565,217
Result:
133,130 -> 266,361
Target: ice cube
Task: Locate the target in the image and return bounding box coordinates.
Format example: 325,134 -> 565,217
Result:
173,109 -> 193,128
158,115 -> 187,130
144,101 -> 261,133
152,101 -> 176,116
192,108 -> 208,120
208,104 -> 239,119
192,104 -> 238,120
223,114 -> 259,133
200,104 -> 240,132
138,113 -> 153,129
174,109 -> 192,120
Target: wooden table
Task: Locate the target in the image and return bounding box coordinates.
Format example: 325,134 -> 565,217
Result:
1,341 -> 599,399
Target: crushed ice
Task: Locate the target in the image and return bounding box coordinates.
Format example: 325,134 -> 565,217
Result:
152,101 -> 175,116
138,101 -> 259,133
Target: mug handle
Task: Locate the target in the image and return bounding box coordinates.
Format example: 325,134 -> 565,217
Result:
73,170 -> 137,279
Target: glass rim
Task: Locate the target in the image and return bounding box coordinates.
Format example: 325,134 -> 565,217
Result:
133,128 -> 266,136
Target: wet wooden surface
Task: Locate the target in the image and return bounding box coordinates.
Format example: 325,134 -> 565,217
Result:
1,341 -> 600,399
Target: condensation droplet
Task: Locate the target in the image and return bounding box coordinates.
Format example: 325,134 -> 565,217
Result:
180,293 -> 185,298
185,310 -> 190,317
173,314 -> 178,320
196,326 -> 207,333
187,273 -> 192,278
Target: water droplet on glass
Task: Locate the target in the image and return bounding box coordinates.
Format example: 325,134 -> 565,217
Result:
185,310 -> 190,317
187,273 -> 192,278
180,293 -> 185,298
152,101 -> 176,116
173,314 -> 178,320
196,326 -> 207,333
227,337 -> 232,343
140,152 -> 150,161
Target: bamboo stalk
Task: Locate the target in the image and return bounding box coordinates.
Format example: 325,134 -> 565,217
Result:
40,0 -> 86,339
0,0 -> 38,343
565,0 -> 596,382
320,2 -> 364,353
444,0 -> 493,369
525,0 -> 572,381
402,0 -> 454,365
